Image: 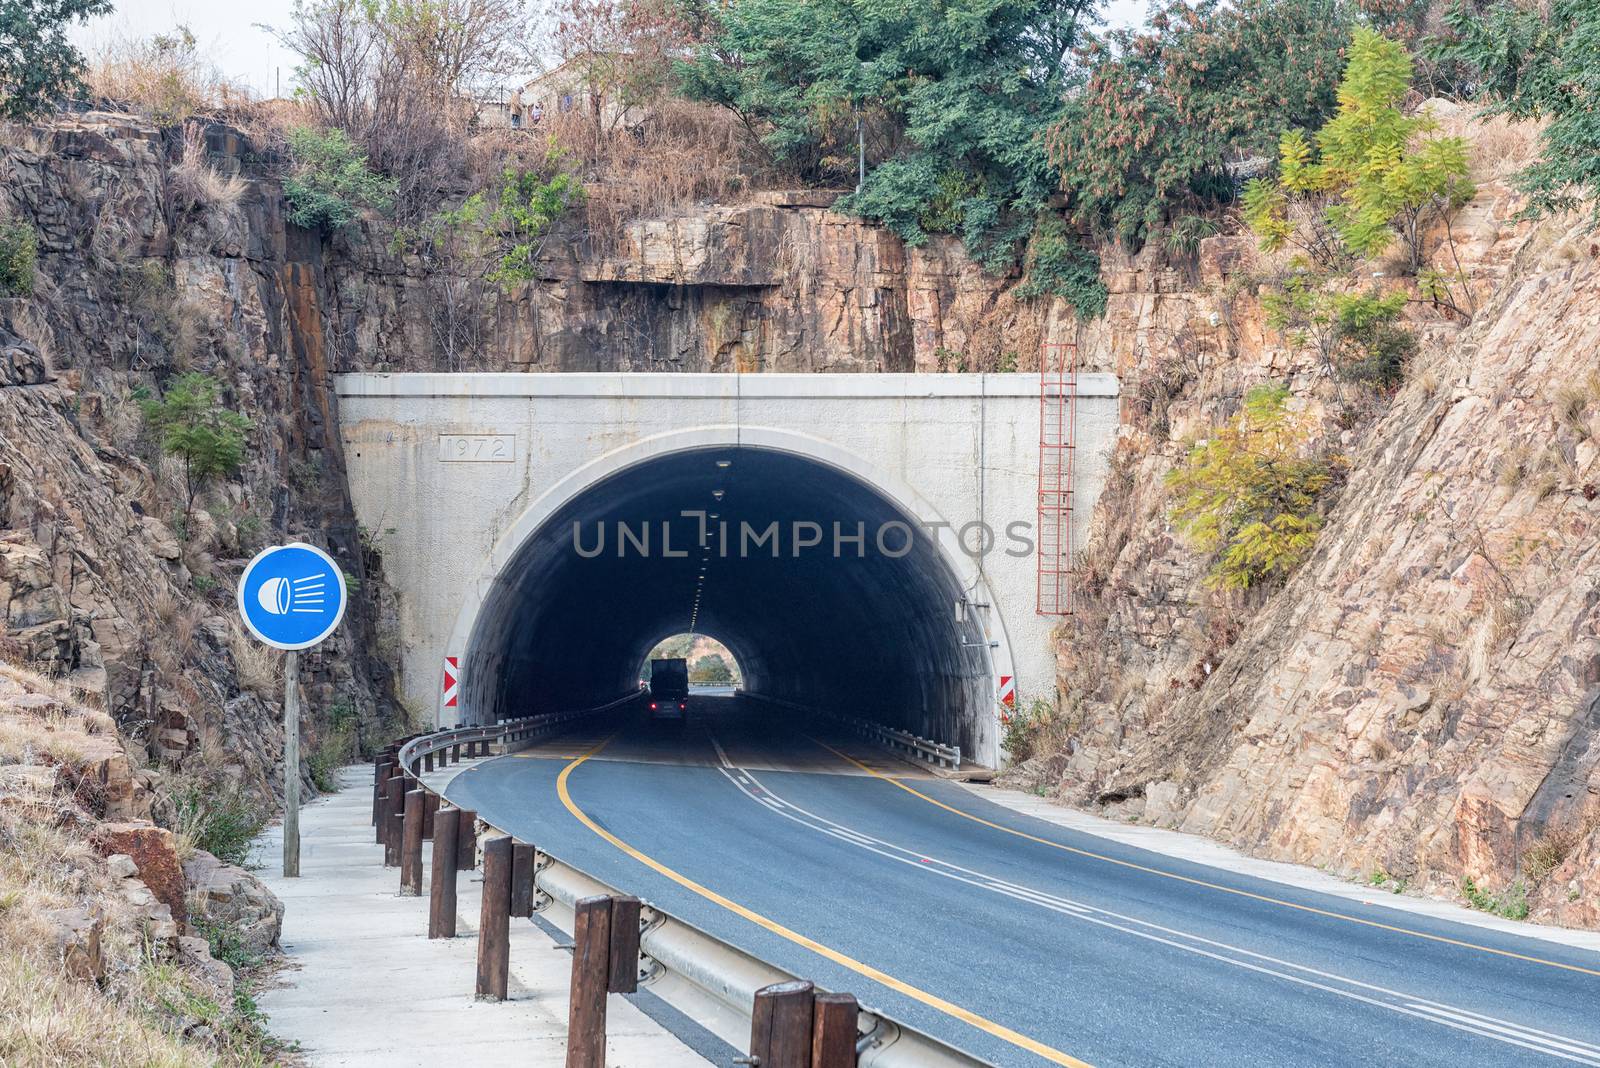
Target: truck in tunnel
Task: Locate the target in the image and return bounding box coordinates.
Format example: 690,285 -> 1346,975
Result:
648,657 -> 689,723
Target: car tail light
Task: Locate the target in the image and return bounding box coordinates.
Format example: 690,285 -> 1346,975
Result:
678,702 -> 686,710
649,702 -> 657,710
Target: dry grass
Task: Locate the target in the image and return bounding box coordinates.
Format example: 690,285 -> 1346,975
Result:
0,663 -> 93,709
167,126 -> 247,215
0,953 -> 209,1068
83,29 -> 254,125
1429,106 -> 1542,184
227,620 -> 278,698
542,101 -> 775,252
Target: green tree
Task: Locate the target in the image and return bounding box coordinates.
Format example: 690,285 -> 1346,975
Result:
688,653 -> 733,684
1167,384 -> 1342,589
1243,28 -> 1474,272
142,373 -> 251,516
1050,0 -> 1350,248
677,0 -> 1096,273
1439,0 -> 1600,226
0,0 -> 111,120
284,127 -> 398,232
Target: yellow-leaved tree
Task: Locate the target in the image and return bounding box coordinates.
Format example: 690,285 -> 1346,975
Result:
1166,384 -> 1344,589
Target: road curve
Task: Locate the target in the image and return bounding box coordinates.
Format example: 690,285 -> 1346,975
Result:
443,698 -> 1600,1068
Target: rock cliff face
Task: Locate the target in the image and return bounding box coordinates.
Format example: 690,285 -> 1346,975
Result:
0,113 -> 398,793
1019,178 -> 1600,926
327,191 -> 1075,373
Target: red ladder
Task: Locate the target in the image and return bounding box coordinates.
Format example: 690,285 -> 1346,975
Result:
1037,341 -> 1078,615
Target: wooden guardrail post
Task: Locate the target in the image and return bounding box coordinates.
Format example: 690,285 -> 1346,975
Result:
510,843 -> 535,918
749,981 -> 815,1068
451,740 -> 461,762
607,896 -> 641,994
566,895 -> 612,1068
476,835 -> 512,1001
429,803 -> 459,938
812,991 -> 859,1067
423,749 -> 434,773
376,764 -> 398,843
382,774 -> 405,866
400,789 -> 425,895
423,792 -> 439,840
372,757 -> 391,827
457,809 -> 477,870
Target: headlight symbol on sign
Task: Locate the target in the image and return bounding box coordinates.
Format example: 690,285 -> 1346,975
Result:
237,543 -> 347,650
255,574 -> 328,616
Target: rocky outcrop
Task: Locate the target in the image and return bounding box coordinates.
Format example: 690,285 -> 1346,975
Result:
96,825 -> 189,932
1017,176 -> 1600,923
184,850 -> 284,954
0,111 -> 400,797
328,191 -> 1071,374
1,667 -> 279,1053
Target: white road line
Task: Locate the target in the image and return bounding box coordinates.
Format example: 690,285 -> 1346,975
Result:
703,731 -> 1600,1065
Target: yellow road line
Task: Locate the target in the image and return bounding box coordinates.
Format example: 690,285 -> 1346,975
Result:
810,738 -> 1600,980
556,736 -> 1095,1068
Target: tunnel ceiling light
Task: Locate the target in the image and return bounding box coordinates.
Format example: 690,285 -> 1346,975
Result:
716,459 -> 732,468
708,513 -> 719,520
712,489 -> 725,500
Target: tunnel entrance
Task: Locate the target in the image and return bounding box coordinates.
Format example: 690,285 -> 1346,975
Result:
457,444 -> 1001,763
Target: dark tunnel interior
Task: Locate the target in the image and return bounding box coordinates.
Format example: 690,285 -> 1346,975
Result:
459,446 -> 996,759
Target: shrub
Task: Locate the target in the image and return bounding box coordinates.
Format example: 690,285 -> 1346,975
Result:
140,372 -> 251,515
1461,876 -> 1530,921
0,216 -> 37,296
167,783 -> 266,867
1167,383 -> 1342,589
1262,276 -> 1416,387
82,24 -> 243,124
283,126 -> 396,232
1050,0 -> 1350,249
435,162 -> 583,290
1440,0 -> 1600,226
688,653 -> 733,685
1015,217 -> 1108,320
1244,29 -> 1474,272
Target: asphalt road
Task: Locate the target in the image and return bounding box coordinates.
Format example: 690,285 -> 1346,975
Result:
443,697 -> 1600,1068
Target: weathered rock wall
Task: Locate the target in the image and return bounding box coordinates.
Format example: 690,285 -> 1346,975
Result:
325,192 -> 1079,374
0,112 -> 398,794
1017,175 -> 1600,926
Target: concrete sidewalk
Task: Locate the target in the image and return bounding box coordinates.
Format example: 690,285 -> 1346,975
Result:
253,764 -> 711,1067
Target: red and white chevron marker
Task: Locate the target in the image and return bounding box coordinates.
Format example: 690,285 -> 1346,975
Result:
442,656 -> 459,708
998,674 -> 1015,708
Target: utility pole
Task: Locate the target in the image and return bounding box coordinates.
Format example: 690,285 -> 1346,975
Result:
283,649 -> 300,877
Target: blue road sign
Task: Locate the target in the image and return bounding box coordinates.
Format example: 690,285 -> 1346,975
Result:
237,543 -> 347,651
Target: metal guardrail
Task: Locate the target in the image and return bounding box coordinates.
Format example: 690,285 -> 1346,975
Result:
375,697 -> 993,1068
744,692 -> 963,770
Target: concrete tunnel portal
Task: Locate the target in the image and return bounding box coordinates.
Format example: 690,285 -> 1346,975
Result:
455,445 -> 1001,762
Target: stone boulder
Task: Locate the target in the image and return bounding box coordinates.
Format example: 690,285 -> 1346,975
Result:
46,905 -> 104,982
94,823 -> 186,932
184,849 -> 284,954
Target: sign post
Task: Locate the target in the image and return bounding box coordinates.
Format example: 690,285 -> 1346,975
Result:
237,542 -> 348,878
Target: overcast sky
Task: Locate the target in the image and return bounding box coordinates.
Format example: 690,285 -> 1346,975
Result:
69,0 -> 1151,98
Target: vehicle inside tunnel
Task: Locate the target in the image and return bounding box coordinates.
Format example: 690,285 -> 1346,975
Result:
458,446 -> 998,761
